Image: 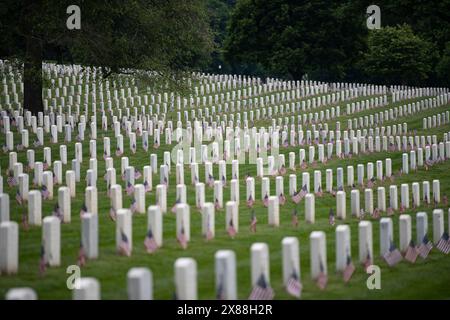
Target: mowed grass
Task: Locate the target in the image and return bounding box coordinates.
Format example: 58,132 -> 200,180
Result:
1,89 -> 450,300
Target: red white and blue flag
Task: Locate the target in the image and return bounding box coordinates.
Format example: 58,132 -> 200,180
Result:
249,274 -> 274,300
404,240 -> 419,263
436,232 -> 450,254
286,271 -> 302,298
144,228 -> 159,253
119,230 -> 131,256
417,235 -> 433,259
250,210 -> 257,233
383,242 -> 403,266
227,218 -> 237,238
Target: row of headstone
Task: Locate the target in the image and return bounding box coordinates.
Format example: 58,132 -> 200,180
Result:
6,206 -> 449,298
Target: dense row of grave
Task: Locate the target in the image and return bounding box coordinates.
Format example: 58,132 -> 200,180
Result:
1,60 -> 450,299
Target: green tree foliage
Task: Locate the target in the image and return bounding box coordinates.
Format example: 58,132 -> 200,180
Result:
206,0 -> 235,73
436,42 -> 450,87
360,25 -> 436,86
366,0 -> 450,54
224,0 -> 368,80
0,0 -> 213,114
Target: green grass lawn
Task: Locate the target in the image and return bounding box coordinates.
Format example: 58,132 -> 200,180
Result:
1,83 -> 450,300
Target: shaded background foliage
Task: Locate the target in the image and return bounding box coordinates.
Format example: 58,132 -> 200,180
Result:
215,0 -> 450,86
0,0 -> 449,114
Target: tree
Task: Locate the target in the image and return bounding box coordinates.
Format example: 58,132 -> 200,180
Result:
223,0 -> 368,81
206,0 -> 235,73
436,42 -> 450,87
359,24 -> 436,86
0,0 -> 213,114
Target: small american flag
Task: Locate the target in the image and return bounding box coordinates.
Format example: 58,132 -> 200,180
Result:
16,144 -> 24,151
33,140 -> 41,148
177,223 -> 188,249
22,212 -> 29,231
171,198 -> 181,213
286,271 -> 302,298
372,208 -> 380,219
367,177 -> 375,189
279,193 -> 286,205
386,207 -> 394,216
316,259 -> 328,290
436,232 -> 450,254
227,218 -> 237,238
207,191 -> 217,208
2,144 -> 8,153
52,203 -> 62,221
383,242 -> 403,266
443,195 -> 448,206
298,185 -> 308,202
39,244 -> 46,276
153,141 -> 160,149
363,248 -> 372,271
109,207 -> 117,221
126,181 -> 134,196
249,274 -> 274,300
163,175 -> 168,186
329,208 -> 335,226
250,210 -> 257,233
144,228 -> 159,253
263,194 -> 269,207
291,190 -> 301,204
292,209 -> 299,227
42,162 -> 49,170
16,190 -> 23,205
221,175 -> 226,186
53,172 -> 58,184
389,143 -> 395,151
41,185 -> 50,200
316,185 -> 323,197
130,197 -> 137,213
118,230 -> 131,256
279,165 -> 287,175
77,242 -> 86,267
143,139 -> 148,151
103,150 -> 108,160
246,194 -> 254,208
424,194 -> 429,205
301,161 -> 307,169
80,203 -> 88,218
107,182 -> 111,197
134,169 -> 142,180
417,235 -> 433,259
404,240 -> 419,263
7,175 -> 16,187
207,174 -> 215,187
143,180 -> 151,192
131,143 -> 136,154
115,147 -> 123,157
343,254 -> 355,283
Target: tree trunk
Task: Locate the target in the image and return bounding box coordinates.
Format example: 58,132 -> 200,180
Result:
24,36 -> 43,115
